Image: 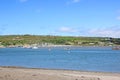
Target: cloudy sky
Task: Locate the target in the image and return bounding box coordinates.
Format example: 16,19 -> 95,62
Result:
0,0 -> 120,38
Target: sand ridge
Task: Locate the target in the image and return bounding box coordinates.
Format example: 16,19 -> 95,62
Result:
0,67 -> 120,80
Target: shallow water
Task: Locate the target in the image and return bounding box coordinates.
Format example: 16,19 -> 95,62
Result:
0,47 -> 120,73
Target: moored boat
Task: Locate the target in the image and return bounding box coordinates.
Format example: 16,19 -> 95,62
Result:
32,46 -> 38,49
112,46 -> 120,50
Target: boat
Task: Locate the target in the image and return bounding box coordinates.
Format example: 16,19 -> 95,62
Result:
32,46 -> 38,49
112,46 -> 120,50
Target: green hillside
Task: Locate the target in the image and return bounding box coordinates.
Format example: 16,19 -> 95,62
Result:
0,35 -> 120,47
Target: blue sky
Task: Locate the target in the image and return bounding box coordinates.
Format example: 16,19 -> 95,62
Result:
0,0 -> 120,37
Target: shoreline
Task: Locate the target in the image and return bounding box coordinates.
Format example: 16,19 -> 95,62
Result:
1,66 -> 120,74
0,45 -> 113,48
0,66 -> 120,80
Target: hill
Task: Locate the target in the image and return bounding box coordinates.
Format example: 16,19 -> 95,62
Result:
0,35 -> 120,47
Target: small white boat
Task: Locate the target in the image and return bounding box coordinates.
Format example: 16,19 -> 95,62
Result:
32,46 -> 38,49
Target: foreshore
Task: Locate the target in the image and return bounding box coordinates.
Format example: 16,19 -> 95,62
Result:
0,66 -> 120,80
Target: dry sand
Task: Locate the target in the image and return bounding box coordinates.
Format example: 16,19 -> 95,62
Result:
0,66 -> 120,80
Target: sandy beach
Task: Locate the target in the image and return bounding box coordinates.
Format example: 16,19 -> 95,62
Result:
0,66 -> 120,80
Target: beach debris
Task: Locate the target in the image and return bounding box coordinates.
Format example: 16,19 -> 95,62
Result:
77,76 -> 101,80
32,74 -> 37,76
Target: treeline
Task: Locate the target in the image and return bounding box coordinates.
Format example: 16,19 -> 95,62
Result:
0,35 -> 120,46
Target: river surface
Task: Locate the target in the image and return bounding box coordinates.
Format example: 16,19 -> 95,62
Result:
0,47 -> 120,73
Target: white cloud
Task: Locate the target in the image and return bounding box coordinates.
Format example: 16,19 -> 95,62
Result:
67,0 -> 80,5
117,16 -> 120,20
58,27 -> 79,33
118,10 -> 120,13
19,0 -> 28,3
73,0 -> 80,3
54,26 -> 120,38
116,10 -> 120,20
89,26 -> 120,38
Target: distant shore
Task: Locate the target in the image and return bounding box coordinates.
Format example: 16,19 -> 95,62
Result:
0,45 -> 114,48
0,66 -> 120,80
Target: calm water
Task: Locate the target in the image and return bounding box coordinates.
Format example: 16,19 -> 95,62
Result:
0,47 -> 120,73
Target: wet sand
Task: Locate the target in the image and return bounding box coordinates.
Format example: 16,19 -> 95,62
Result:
0,66 -> 120,80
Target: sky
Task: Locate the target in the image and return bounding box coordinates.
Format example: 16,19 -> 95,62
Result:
0,0 -> 120,38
